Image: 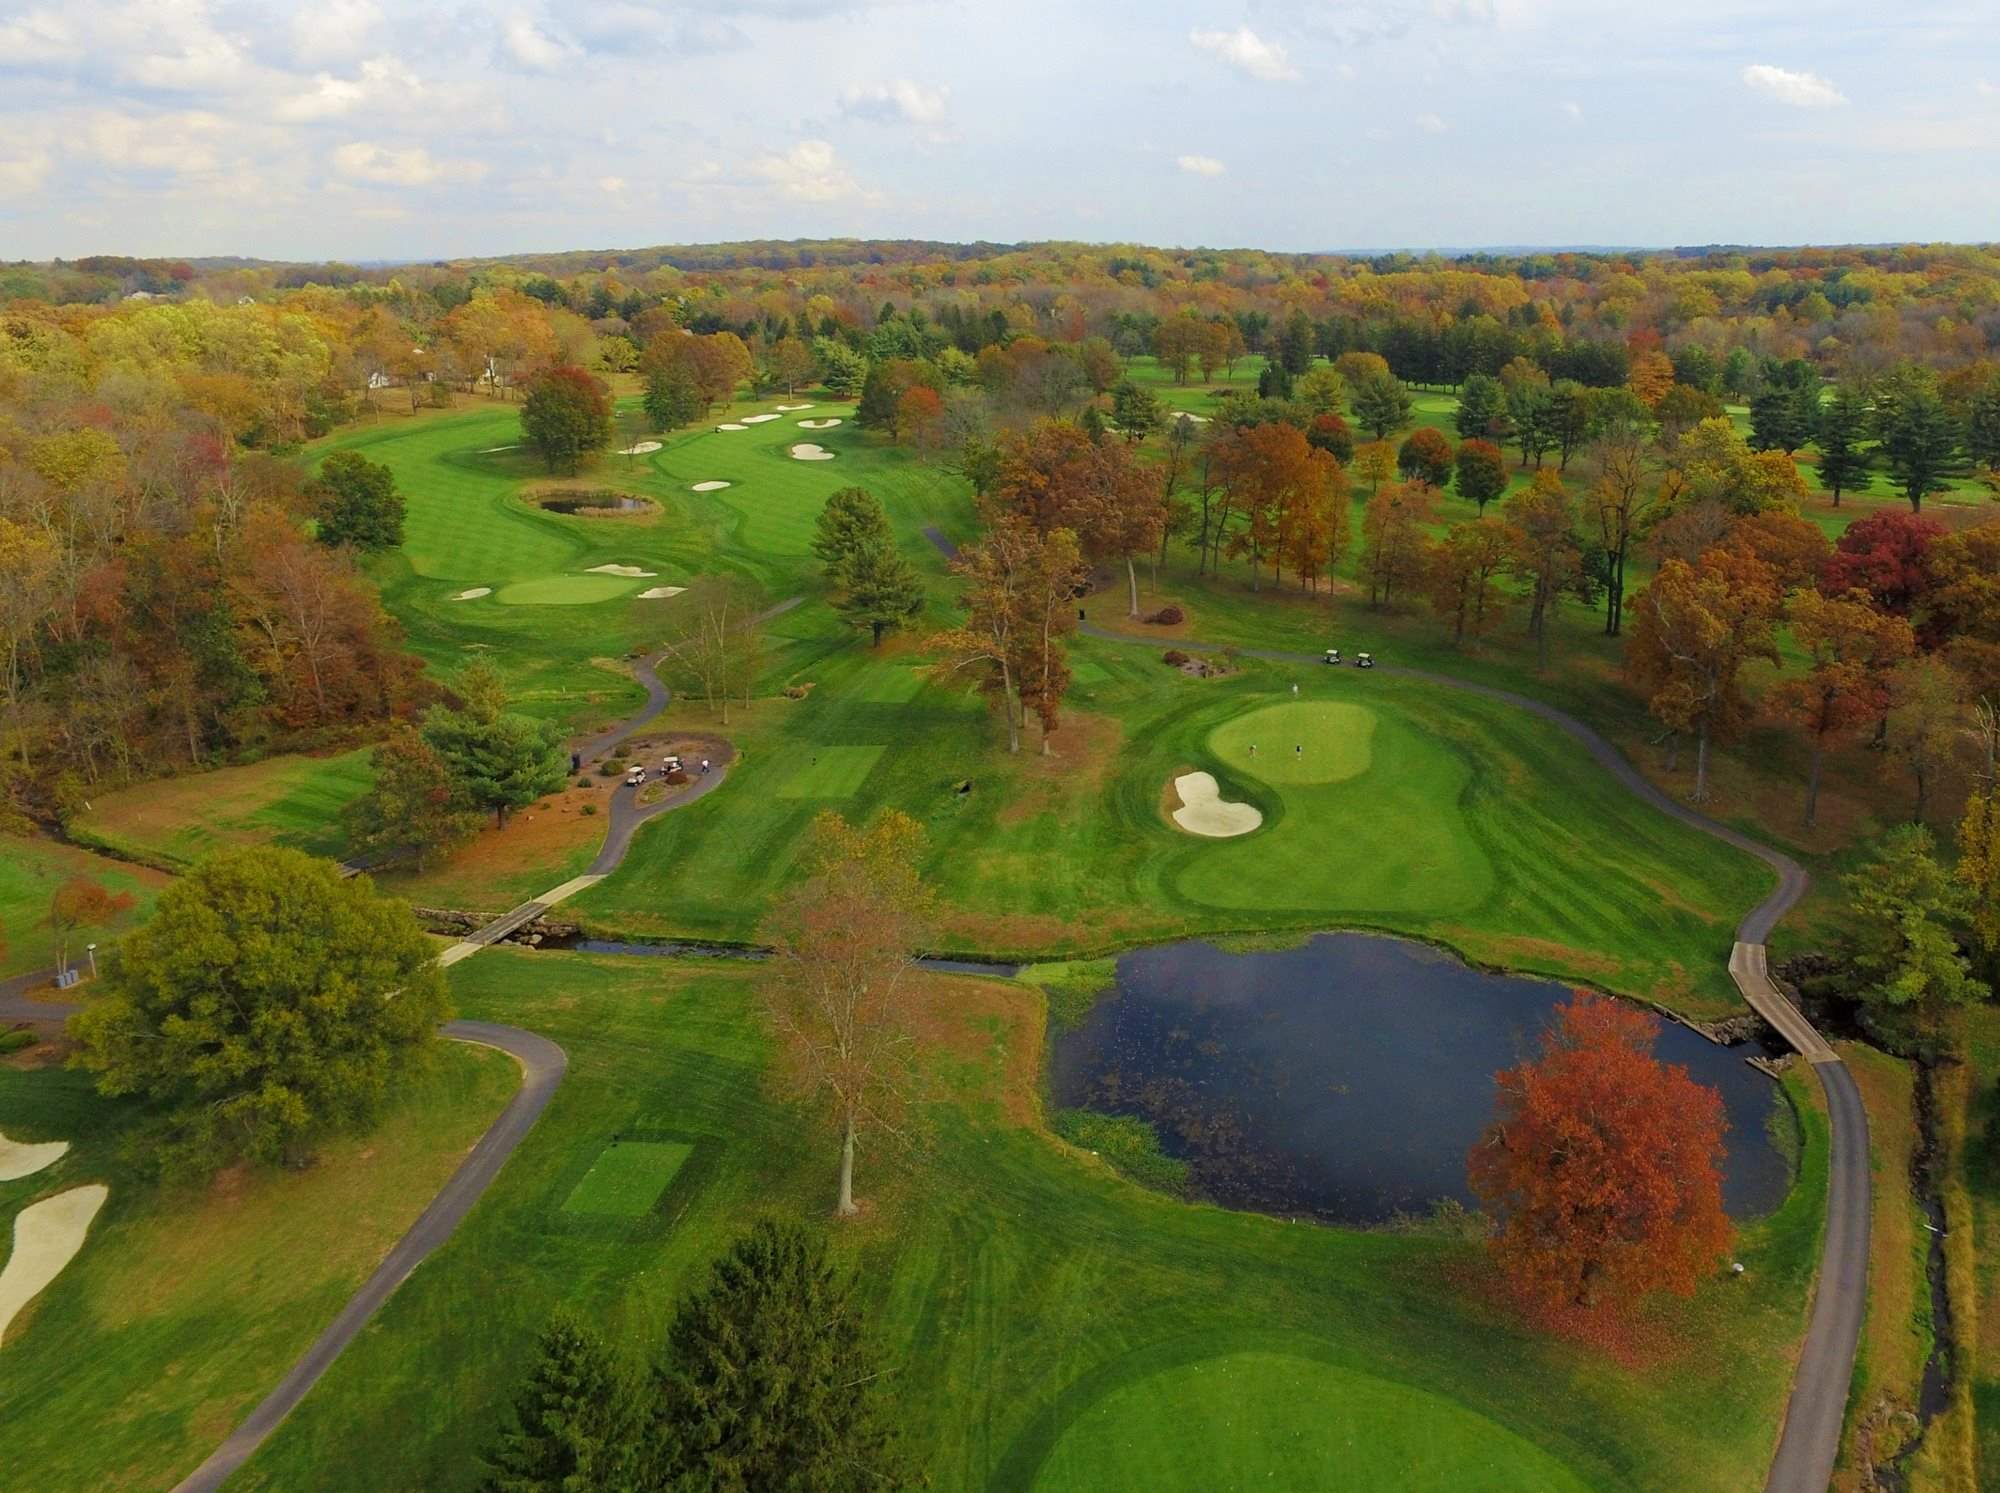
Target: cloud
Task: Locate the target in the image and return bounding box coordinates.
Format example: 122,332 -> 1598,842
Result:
1741,64 -> 1846,109
839,79 -> 949,127
275,58 -> 422,123
1177,154 -> 1225,176
330,140 -> 487,186
1189,26 -> 1300,83
1414,111 -> 1447,133
1979,79 -> 1997,98
290,0 -> 382,63
1558,100 -> 1581,120
501,13 -> 571,71
0,10 -> 79,65
0,148 -> 53,198
598,175 -> 626,194
78,109 -> 232,173
750,138 -> 862,201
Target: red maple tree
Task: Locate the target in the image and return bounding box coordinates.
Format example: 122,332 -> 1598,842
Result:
1821,510 -> 1945,617
1468,991 -> 1732,1340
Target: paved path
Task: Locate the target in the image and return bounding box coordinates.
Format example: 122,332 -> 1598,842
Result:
1046,596 -> 1864,1493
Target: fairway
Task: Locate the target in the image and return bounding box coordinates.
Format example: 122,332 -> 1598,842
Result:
0,835 -> 169,975
493,574 -> 641,606
1032,1351 -> 1594,1491
775,744 -> 887,798
854,666 -> 929,703
1210,699 -> 1377,784
561,1140 -> 693,1218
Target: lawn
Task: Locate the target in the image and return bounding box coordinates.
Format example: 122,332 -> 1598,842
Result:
0,1040 -> 515,1489
211,947 -> 1827,1492
69,748 -> 375,872
0,835 -> 170,978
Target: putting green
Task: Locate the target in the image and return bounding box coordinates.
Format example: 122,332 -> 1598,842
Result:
561,1140 -> 692,1218
492,575 -> 639,606
1210,700 -> 1376,784
776,745 -> 886,798
1032,1351 -> 1591,1492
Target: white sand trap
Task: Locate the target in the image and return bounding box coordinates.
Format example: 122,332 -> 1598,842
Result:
797,417 -> 843,429
0,1184 -> 108,1344
716,422 -> 749,432
0,1132 -> 68,1183
637,586 -> 686,600
450,587 -> 492,601
1172,412 -> 1210,424
690,480 -> 731,492
741,413 -> 781,424
1170,772 -> 1262,838
476,444 -> 520,453
618,440 -> 663,455
775,403 -> 813,411
586,564 -> 657,578
790,443 -> 836,461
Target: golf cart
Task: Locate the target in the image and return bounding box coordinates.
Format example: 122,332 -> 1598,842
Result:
1355,652 -> 1376,670
625,766 -> 647,786
1323,647 -> 1342,665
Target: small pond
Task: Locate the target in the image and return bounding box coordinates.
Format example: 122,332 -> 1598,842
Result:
1046,933 -> 1791,1226
536,490 -> 655,515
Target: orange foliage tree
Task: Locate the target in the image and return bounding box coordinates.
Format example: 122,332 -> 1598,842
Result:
1468,991 -> 1732,1341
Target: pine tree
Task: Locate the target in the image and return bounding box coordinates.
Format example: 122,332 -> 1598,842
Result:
1454,373 -> 1506,441
421,659 -> 567,827
835,539 -> 926,646
649,1222 -> 903,1493
811,487 -> 891,580
481,1311 -> 640,1493
1882,386 -> 1961,512
1815,383 -> 1872,505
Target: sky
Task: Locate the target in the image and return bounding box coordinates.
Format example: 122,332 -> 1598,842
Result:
0,0 -> 1996,262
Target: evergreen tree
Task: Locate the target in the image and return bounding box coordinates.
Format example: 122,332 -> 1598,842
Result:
1277,310 -> 1315,375
1881,385 -> 1961,512
1454,373 -> 1506,440
1109,380 -> 1160,442
345,725 -> 482,869
1352,373 -> 1414,440
309,451 -> 405,551
836,538 -> 926,646
649,1221 -> 903,1493
1255,362 -> 1293,400
811,487 -> 891,581
1965,376 -> 2000,471
1815,383 -> 1873,505
422,659 -> 567,827
481,1311 -> 640,1493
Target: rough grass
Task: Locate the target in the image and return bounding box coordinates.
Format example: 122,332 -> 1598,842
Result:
209,949 -> 1827,1492
0,1041 -> 515,1489
0,835 -> 170,977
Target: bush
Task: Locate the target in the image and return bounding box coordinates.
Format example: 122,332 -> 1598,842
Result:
1052,1109 -> 1190,1196
597,762 -> 621,778
1147,605 -> 1185,625
580,802 -> 598,817
1162,649 -> 1190,667
0,1028 -> 37,1054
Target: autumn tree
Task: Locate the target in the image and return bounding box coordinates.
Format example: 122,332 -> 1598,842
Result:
1425,517 -> 1514,646
0,517 -> 60,772
420,659 -> 567,826
992,420 -> 1161,618
1925,521 -> 2000,699
1354,439 -> 1396,496
346,724 -> 483,869
307,451 -> 404,552
47,876 -> 133,979
1360,480 -> 1438,608
1838,826 -> 1988,1040
1396,426 -> 1453,488
655,575 -> 766,724
897,383 -> 945,451
769,334 -> 816,395
1503,472 -> 1587,670
642,366 -> 702,432
1584,401 -> 1662,635
1821,510 -> 1944,617
1957,765 -> 2000,976
1454,438 -> 1508,513
648,1221 -> 904,1489
520,365 -> 613,475
1213,421 -> 1348,591
1352,372 -> 1415,440
1624,547 -> 1782,801
68,846 -> 449,1178
1468,991 -> 1731,1338
1885,655 -> 1964,823
763,810 -> 933,1215
1769,591 -> 1914,827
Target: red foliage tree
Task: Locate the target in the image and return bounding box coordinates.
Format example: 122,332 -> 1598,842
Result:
1396,426 -> 1453,488
1821,510 -> 1945,618
1468,991 -> 1732,1342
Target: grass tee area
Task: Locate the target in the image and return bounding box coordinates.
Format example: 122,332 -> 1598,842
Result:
182,950 -> 1823,1493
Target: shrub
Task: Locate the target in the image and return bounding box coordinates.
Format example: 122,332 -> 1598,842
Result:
0,1029 -> 37,1054
597,762 -> 621,778
1147,605 -> 1185,625
1052,1109 -> 1190,1196
580,802 -> 598,817
1163,649 -> 1190,667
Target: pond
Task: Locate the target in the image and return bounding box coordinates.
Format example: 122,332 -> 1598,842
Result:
1045,933 -> 1791,1226
536,490 -> 655,515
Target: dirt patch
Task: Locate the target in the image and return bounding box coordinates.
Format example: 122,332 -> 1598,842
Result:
996,711 -> 1124,828
396,786 -> 607,900
905,972 -> 1043,1128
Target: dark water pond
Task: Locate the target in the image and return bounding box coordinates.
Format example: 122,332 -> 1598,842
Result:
537,492 -> 654,515
1046,933 -> 1791,1226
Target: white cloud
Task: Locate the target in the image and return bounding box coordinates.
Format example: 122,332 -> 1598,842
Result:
750,138 -> 861,202
0,148 -> 52,198
501,13 -> 571,71
1978,79 -> 1997,98
598,175 -> 626,193
1189,26 -> 1300,83
1558,100 -> 1581,120
275,57 -> 423,123
1741,64 -> 1846,109
291,0 -> 382,63
839,79 -> 950,127
1335,61 -> 1357,81
1177,154 -> 1225,176
78,110 -> 231,173
0,10 -> 78,65
331,140 -> 487,186
1414,111 -> 1447,133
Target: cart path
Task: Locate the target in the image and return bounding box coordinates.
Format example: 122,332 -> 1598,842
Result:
1066,609 -> 1864,1493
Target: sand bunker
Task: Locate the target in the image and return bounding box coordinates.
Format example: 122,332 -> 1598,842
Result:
1170,772 -> 1262,838
716,422 -> 749,432
0,1132 -> 68,1183
1172,412 -> 1210,424
476,444 -> 520,453
618,440 -> 663,455
585,564 -> 657,578
637,586 -> 687,600
690,480 -> 731,491
790,443 -> 835,461
0,1184 -> 108,1345
797,417 -> 843,429
775,403 -> 813,412
740,413 -> 780,424
450,587 -> 492,601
